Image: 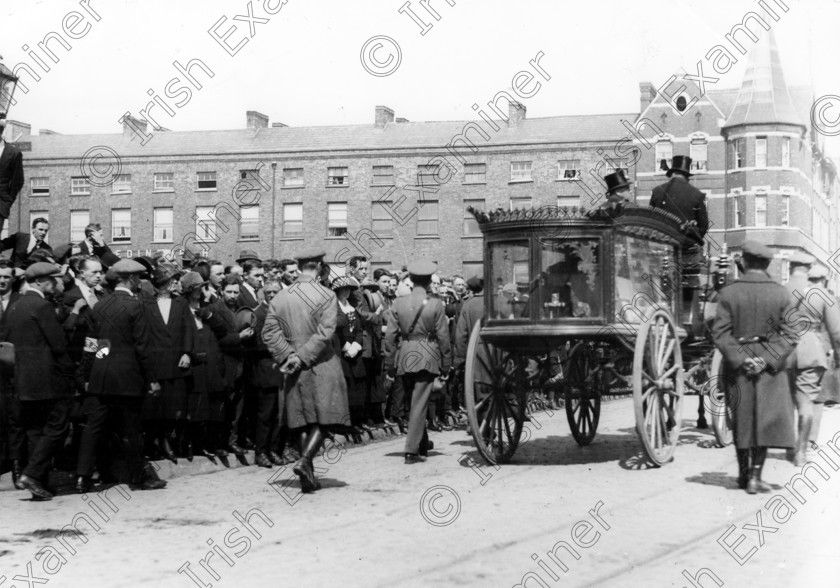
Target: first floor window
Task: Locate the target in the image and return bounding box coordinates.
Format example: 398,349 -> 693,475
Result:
154,172 -> 174,191
283,168 -> 304,187
283,203 -> 303,237
154,208 -> 174,242
111,209 -> 131,243
755,137 -> 767,168
372,201 -> 393,235
557,159 -> 581,180
690,140 -> 708,171
510,161 -> 532,182
71,177 -> 90,195
655,141 -> 673,172
239,205 -> 259,240
510,197 -> 532,210
327,202 -> 348,237
195,206 -> 218,242
755,193 -> 767,227
463,200 -> 484,235
31,177 -> 49,197
70,210 -> 89,242
372,165 -> 395,186
417,200 -> 439,236
781,194 -> 790,227
197,171 -> 217,190
112,174 -> 132,193
417,164 -> 440,188
464,163 -> 486,184
327,167 -> 349,185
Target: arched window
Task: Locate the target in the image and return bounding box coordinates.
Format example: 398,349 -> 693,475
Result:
654,140 -> 673,173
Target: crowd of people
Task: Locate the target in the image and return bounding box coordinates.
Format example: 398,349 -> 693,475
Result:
0,216 -> 485,499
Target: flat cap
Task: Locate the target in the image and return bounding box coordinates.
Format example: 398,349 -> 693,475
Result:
111,259 -> 147,275
788,251 -> 815,266
808,265 -> 829,280
236,249 -> 261,264
741,241 -> 774,260
151,264 -> 183,288
24,262 -> 62,280
52,242 -> 75,264
180,271 -> 207,292
407,259 -> 437,277
295,247 -> 326,264
466,276 -> 484,292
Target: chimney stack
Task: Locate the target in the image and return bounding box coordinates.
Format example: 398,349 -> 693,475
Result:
39,129 -> 61,135
508,101 -> 526,126
247,111 -> 269,129
122,115 -> 148,139
396,117 -> 410,123
375,105 -> 395,128
271,122 -> 288,128
639,82 -> 656,113
4,120 -> 31,141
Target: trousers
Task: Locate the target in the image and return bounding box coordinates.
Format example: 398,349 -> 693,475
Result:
21,397 -> 72,482
402,371 -> 435,454
77,395 -> 145,483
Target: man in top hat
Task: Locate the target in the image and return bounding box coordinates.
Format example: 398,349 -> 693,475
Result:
599,170 -> 632,216
76,259 -> 166,492
649,155 -> 708,242
712,241 -> 799,494
262,247 -> 350,492
784,254 -> 840,465
383,259 -> 452,464
0,217 -> 53,268
1,262 -> 74,499
0,119 -> 24,239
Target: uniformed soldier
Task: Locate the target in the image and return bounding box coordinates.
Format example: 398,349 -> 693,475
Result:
383,259 -> 453,464
711,241 -> 799,494
785,257 -> 840,465
599,170 -> 631,216
262,247 -> 350,492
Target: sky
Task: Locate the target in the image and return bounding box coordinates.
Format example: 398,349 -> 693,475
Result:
3,0 -> 839,158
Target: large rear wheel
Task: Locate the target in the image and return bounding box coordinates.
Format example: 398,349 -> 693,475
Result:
633,309 -> 684,466
464,320 -> 528,465
708,350 -> 734,447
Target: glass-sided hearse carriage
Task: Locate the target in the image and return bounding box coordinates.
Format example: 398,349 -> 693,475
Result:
464,204 -> 733,467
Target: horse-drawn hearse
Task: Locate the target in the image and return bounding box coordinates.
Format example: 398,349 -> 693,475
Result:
463,204 -> 734,467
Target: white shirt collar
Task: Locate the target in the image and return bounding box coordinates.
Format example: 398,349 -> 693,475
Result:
115,286 -> 135,296
242,282 -> 257,297
29,288 -> 45,299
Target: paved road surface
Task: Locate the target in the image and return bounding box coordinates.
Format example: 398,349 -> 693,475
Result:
2,397 -> 839,588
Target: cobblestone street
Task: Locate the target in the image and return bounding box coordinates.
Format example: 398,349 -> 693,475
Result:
2,397 -> 838,588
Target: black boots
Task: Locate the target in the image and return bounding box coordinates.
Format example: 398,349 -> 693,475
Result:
11,460 -> 24,490
293,426 -> 324,493
736,449 -> 752,489
746,447 -> 768,494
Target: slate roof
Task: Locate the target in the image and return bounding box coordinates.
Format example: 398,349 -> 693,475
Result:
24,113 -> 637,161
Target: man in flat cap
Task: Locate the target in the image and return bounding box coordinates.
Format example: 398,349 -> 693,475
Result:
784,256 -> 840,465
262,247 -> 350,492
383,259 -> 452,464
76,259 -> 166,492
1,263 -> 74,499
0,119 -> 24,239
712,241 -> 799,493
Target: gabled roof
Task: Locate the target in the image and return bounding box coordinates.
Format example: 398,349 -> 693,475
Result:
722,29 -> 804,129
24,113 -> 637,161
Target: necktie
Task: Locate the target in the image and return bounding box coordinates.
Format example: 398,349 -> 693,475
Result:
88,290 -> 98,308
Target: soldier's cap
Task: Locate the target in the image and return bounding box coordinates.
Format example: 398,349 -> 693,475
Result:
180,271 -> 207,292
788,251 -> 815,267
151,264 -> 184,288
407,259 -> 437,278
741,241 -> 774,261
330,275 -> 360,291
466,276 -> 484,293
295,247 -> 326,264
808,264 -> 829,280
24,262 -> 62,280
236,249 -> 261,264
111,259 -> 147,275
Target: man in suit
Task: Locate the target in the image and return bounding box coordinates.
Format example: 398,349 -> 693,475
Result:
784,255 -> 840,466
0,217 -> 52,268
649,155 -> 709,241
1,262 -> 74,500
278,259 -> 299,289
263,247 -> 350,492
712,241 -> 799,494
0,120 -> 24,238
383,259 -> 452,464
76,259 -> 166,492
238,260 -> 264,310
62,256 -> 103,363
0,259 -> 26,489
78,223 -> 120,268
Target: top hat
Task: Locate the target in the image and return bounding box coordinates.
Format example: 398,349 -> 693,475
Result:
667,155 -> 693,178
604,170 -> 630,195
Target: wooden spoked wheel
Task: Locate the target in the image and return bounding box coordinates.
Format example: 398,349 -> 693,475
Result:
633,309 -> 684,466
563,343 -> 602,446
464,320 -> 528,465
708,350 -> 734,447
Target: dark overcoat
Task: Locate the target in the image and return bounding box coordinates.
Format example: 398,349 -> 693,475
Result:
711,271 -> 798,448
649,175 -> 709,242
383,286 -> 452,376
454,294 -> 484,369
1,291 -> 73,400
85,290 -> 156,397
143,296 -> 195,380
262,274 -> 349,429
0,142 -> 24,220
249,302 -> 283,389
205,298 -> 244,389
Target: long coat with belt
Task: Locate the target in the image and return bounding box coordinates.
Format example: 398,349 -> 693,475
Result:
383,286 -> 452,377
0,142 -> 24,221
262,274 -> 349,429
711,271 -> 799,448
1,291 -> 74,401
784,274 -> 840,370
649,175 -> 709,243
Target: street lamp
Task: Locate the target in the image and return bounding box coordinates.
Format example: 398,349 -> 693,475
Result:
0,55 -> 20,121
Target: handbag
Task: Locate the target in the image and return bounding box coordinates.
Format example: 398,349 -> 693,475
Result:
0,342 -> 14,368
